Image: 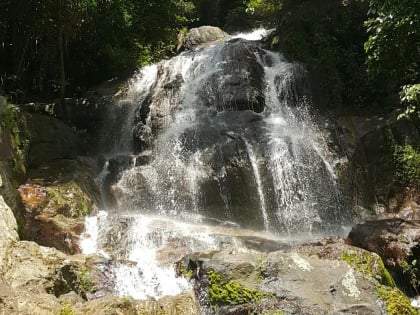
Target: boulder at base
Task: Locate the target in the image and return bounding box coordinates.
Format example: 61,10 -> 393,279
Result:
18,159 -> 101,254
177,239 -> 417,315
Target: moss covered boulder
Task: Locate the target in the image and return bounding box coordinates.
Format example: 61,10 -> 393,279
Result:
177,239 -> 418,314
18,159 -> 101,254
348,219 -> 420,297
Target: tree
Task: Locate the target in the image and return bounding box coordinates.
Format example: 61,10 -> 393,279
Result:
41,0 -> 91,103
364,0 -> 420,119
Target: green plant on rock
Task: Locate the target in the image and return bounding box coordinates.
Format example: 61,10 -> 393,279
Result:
377,286 -> 420,315
1,104 -> 30,179
76,266 -> 95,297
342,250 -> 395,287
401,255 -> 420,294
178,261 -> 194,280
208,269 -> 269,306
60,302 -> 74,315
393,144 -> 420,187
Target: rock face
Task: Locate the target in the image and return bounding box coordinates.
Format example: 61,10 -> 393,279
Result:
204,39 -> 265,112
334,113 -> 420,218
0,196 -> 19,266
18,159 -> 101,253
179,26 -> 228,51
348,219 -> 420,296
177,240 -> 415,315
28,113 -> 79,167
74,292 -> 200,315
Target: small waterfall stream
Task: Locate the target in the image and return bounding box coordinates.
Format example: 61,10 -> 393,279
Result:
243,138 -> 269,230
81,29 -> 350,301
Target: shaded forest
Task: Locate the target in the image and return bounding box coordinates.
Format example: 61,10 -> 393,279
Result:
0,0 -> 419,120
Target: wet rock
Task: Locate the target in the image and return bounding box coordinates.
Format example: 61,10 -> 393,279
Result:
180,26 -> 228,51
0,240 -> 110,299
28,113 -> 79,167
0,196 -> 19,266
106,155 -> 133,184
177,242 -> 408,314
133,123 -> 153,152
348,219 -> 420,295
18,159 -> 101,254
335,112 -> 420,218
204,39 -> 265,112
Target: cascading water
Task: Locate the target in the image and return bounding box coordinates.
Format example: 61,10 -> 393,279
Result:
81,28 -> 350,301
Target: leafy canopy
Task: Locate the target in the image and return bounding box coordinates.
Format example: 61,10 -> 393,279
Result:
364,0 -> 420,119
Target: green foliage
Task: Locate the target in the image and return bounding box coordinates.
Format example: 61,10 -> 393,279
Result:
178,262 -> 194,280
401,258 -> 420,294
365,0 -> 420,117
245,0 -> 282,26
393,145 -> 420,187
60,302 -> 75,315
274,0 -> 372,108
191,0 -> 254,32
0,0 -> 196,100
77,266 -> 95,296
207,270 -> 268,306
364,0 -> 420,82
377,286 -> 420,315
398,84 -> 420,121
1,105 -> 30,178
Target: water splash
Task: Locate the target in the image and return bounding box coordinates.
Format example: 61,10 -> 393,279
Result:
80,212 -> 286,299
232,28 -> 270,41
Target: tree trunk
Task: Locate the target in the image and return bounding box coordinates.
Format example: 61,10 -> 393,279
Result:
58,27 -> 66,105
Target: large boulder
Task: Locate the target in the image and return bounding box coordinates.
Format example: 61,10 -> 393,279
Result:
176,240 -> 416,314
334,112 -> 420,219
18,159 -> 101,254
0,196 -> 19,266
348,219 -> 420,296
0,240 -> 112,299
28,113 -> 79,167
0,284 -> 61,315
179,26 -> 228,51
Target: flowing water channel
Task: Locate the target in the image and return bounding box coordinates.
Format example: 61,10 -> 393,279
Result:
81,29 -> 351,300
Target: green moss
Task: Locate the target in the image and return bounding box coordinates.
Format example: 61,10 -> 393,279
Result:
178,261 -> 193,280
401,255 -> 420,293
81,200 -> 88,216
60,302 -> 74,315
394,145 -> 420,187
377,286 -> 420,315
208,270 -> 269,306
342,250 -> 396,287
77,266 -> 95,296
2,105 -> 30,179
262,312 -> 284,315
45,181 -> 91,218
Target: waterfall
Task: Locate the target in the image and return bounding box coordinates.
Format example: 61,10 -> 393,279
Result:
81,29 -> 350,300
243,139 -> 269,230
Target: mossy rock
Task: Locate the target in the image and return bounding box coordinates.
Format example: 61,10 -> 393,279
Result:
0,104 -> 31,180
377,286 -> 420,315
19,159 -> 101,253
342,249 -> 396,287
207,269 -> 269,306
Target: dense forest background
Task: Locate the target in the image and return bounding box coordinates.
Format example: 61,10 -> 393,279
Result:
0,0 -> 419,120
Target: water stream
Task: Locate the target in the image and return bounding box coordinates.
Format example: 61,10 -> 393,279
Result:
81,29 -> 350,300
